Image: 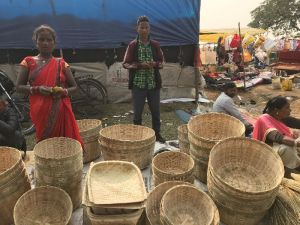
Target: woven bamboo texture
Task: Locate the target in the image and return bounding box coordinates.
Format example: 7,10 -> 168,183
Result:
177,124 -> 190,155
152,151 -> 194,186
160,185 -> 216,225
190,154 -> 208,185
0,167 -> 30,225
34,137 -> 83,210
87,161 -> 147,205
86,207 -> 143,225
207,137 -> 284,225
77,119 -> 102,163
83,181 -> 145,215
0,147 -> 24,186
145,181 -> 193,225
290,99 -> 300,118
14,186 -> 72,225
99,124 -> 155,169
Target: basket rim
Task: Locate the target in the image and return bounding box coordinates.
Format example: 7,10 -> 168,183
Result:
0,147 -> 22,178
99,124 -> 155,143
161,184 -> 215,224
152,151 -> 194,176
77,119 -> 102,135
33,137 -> 82,160
13,185 -> 73,224
87,160 -> 147,205
187,113 -> 246,142
209,137 -> 284,194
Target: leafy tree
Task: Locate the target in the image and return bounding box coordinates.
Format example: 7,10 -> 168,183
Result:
248,0 -> 300,35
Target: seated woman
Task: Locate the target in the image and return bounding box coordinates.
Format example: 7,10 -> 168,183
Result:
253,96 -> 300,176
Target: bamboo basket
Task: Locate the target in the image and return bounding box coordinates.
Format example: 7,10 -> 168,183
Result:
152,151 -> 194,186
99,124 -> 155,169
87,161 -> 147,205
177,124 -> 190,155
14,186 -> 72,225
0,147 -> 24,186
145,181 -> 193,225
190,154 -> 208,185
290,99 -> 300,118
187,113 -> 245,183
77,119 -> 102,163
207,137 -> 284,225
34,137 -> 83,210
160,185 -> 216,225
86,207 -> 143,225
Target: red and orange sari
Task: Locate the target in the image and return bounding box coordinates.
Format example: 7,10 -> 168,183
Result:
20,56 -> 83,145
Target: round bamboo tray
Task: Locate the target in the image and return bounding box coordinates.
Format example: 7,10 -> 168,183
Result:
34,137 -> 83,210
145,181 -> 193,225
207,137 -> 284,225
99,124 -> 155,169
177,124 -> 190,155
152,151 -> 194,186
14,186 -> 72,225
77,119 -> 102,163
160,185 -> 216,225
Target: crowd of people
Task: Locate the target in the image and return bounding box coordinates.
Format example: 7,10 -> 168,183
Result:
1,16 -> 300,179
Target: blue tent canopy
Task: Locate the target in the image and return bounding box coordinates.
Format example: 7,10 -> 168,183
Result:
0,0 -> 201,49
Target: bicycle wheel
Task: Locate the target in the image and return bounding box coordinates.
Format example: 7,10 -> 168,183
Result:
71,79 -> 107,118
15,102 -> 35,135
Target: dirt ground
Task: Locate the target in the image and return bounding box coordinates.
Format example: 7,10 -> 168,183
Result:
25,83 -> 300,150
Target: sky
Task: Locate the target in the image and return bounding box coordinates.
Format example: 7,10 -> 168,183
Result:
200,0 -> 265,29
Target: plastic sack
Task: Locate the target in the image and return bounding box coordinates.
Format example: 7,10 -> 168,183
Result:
230,34 -> 241,48
224,35 -> 233,51
272,77 -> 281,90
242,33 -> 255,48
263,38 -> 276,52
243,49 -> 252,62
253,36 -> 265,48
281,78 -> 293,91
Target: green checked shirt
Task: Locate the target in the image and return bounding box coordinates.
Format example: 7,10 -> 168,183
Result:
133,40 -> 156,89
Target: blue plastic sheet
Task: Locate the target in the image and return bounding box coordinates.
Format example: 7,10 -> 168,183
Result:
0,0 -> 200,49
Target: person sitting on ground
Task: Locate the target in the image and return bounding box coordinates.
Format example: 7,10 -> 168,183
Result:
0,95 -> 26,152
212,82 -> 253,136
253,96 -> 300,177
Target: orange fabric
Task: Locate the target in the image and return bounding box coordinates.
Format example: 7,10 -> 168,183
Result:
21,56 -> 82,146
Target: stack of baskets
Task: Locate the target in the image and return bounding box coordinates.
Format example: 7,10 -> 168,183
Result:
83,161 -> 147,225
152,151 -> 194,186
99,124 -> 155,169
34,137 -> 83,210
207,137 -> 284,225
0,147 -> 31,225
187,113 -> 245,183
13,186 -> 73,225
177,124 -> 190,154
77,119 -> 102,163
160,184 -> 219,225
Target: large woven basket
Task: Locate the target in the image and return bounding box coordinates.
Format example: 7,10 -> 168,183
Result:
177,124 -> 190,155
14,186 -> 72,225
207,137 -> 284,225
99,124 -> 155,169
0,147 -> 30,225
0,147 -> 24,186
86,207 -> 143,225
34,137 -> 83,210
145,181 -> 193,225
160,185 -> 217,225
290,99 -> 300,118
77,119 -> 102,163
87,161 -> 147,205
187,113 -> 245,183
152,151 -> 194,186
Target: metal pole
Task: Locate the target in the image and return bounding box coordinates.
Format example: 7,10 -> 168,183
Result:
238,22 -> 246,90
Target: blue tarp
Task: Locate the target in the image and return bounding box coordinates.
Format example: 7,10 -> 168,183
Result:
0,0 -> 200,49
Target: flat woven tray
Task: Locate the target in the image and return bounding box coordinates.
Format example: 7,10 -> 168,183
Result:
87,161 -> 147,205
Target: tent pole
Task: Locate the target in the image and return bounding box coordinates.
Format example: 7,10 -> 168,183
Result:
238,22 -> 246,90
194,44 -> 201,103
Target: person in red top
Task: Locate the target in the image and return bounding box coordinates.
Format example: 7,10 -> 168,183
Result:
16,25 -> 83,146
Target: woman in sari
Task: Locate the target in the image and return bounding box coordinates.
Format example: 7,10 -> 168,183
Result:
253,96 -> 300,176
16,25 -> 82,145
